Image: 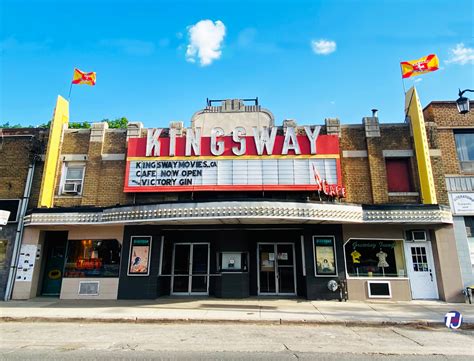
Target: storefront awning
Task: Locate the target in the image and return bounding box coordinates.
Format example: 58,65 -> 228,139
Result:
24,201 -> 453,226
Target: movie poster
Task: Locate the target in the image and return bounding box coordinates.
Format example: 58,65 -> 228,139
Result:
314,238 -> 336,276
128,237 -> 151,275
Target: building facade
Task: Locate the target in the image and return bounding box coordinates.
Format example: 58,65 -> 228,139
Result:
4,93 -> 465,302
424,101 -> 474,288
0,128 -> 46,300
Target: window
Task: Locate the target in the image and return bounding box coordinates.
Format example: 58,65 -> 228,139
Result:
466,217 -> 474,267
385,158 -> 413,192
217,252 -> 248,272
64,239 -> 121,278
61,163 -> 85,195
455,131 -> 474,172
0,199 -> 20,223
344,239 -> 406,278
313,236 -> 337,276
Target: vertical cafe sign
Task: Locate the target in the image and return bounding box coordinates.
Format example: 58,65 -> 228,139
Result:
124,126 -> 345,195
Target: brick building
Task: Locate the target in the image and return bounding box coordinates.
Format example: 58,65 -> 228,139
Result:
4,91 -> 465,302
0,128 -> 46,299
423,101 -> 474,288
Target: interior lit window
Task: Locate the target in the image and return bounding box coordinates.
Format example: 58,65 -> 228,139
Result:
64,239 -> 121,277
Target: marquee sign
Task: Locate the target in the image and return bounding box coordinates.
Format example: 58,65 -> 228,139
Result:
124,126 -> 344,194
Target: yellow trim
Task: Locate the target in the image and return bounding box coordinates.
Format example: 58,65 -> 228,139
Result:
405,87 -> 437,204
127,154 -> 340,161
38,96 -> 69,208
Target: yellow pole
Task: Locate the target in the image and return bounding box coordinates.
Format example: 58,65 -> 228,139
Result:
38,95 -> 69,208
405,86 -> 437,204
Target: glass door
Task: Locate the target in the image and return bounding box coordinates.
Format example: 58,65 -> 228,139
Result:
258,243 -> 296,295
172,243 -> 209,295
276,244 -> 296,294
172,244 -> 191,294
258,244 -> 277,294
191,244 -> 209,293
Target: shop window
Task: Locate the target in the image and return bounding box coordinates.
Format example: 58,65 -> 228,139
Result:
61,163 -> 85,195
217,252 -> 248,272
454,131 -> 474,172
0,239 -> 7,269
64,239 -> 121,278
344,239 -> 406,278
385,158 -> 413,192
0,199 -> 20,222
466,217 -> 474,266
313,236 -> 337,276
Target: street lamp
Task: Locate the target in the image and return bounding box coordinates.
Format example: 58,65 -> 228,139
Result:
456,89 -> 474,114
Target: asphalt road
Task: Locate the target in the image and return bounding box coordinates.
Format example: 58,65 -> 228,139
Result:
1,322 -> 473,360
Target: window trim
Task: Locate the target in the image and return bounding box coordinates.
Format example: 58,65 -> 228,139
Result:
312,235 -> 338,277
60,162 -> 86,196
367,280 -> 392,299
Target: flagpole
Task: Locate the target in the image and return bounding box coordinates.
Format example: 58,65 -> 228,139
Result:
399,63 -> 407,94
68,82 -> 73,101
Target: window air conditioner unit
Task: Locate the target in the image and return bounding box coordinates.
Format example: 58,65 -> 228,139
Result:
408,230 -> 427,242
63,182 -> 80,194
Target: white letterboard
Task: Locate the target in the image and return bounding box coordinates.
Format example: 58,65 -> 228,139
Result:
127,158 -> 338,188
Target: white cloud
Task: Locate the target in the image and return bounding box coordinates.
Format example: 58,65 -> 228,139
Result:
0,37 -> 51,53
311,39 -> 336,55
186,20 -> 226,66
99,39 -> 155,56
445,43 -> 474,65
414,78 -> 423,83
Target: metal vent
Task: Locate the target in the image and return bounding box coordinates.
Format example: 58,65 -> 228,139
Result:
78,281 -> 99,295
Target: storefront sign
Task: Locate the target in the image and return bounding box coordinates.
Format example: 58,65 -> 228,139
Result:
450,193 -> 474,215
125,126 -> 344,194
128,236 -> 152,276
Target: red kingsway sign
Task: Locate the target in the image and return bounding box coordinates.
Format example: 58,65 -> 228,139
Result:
124,126 -> 346,197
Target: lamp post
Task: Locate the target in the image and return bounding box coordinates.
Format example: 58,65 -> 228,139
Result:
456,89 -> 474,114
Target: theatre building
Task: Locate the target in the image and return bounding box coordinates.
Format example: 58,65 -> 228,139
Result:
7,92 -> 464,302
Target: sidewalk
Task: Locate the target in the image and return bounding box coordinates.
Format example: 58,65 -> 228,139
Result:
1,297 -> 473,328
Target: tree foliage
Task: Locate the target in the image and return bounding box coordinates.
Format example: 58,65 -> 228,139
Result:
2,117 -> 129,129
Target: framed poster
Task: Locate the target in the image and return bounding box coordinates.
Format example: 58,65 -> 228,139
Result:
313,236 -> 337,276
127,236 -> 152,276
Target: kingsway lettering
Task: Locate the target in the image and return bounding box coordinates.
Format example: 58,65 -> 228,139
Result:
145,126 -> 321,157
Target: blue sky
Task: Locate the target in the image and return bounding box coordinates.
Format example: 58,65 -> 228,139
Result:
1,0 -> 473,127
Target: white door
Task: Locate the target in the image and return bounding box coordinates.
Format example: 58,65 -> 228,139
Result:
404,242 -> 439,299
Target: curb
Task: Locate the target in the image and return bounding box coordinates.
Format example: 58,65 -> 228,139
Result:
1,316 -> 473,329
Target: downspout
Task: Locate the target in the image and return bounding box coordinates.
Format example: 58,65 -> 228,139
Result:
4,158 -> 36,301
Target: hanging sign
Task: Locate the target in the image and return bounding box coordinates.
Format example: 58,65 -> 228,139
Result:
124,126 -> 345,194
450,193 -> 474,215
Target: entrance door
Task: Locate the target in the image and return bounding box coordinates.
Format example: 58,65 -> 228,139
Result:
171,243 -> 209,295
404,242 -> 439,299
41,238 -> 67,296
258,243 -> 296,295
